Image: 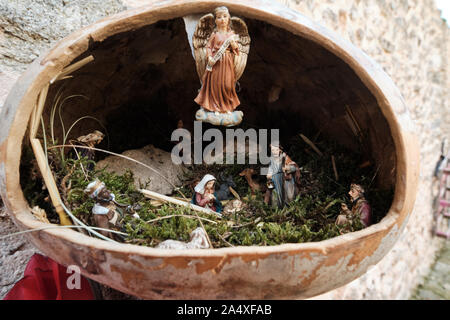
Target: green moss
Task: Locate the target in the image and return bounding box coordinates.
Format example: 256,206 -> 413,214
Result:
21,132 -> 393,248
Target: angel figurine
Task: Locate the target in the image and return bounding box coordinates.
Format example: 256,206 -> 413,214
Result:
193,6 -> 250,127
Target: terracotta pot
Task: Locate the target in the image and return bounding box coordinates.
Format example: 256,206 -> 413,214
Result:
0,0 -> 419,299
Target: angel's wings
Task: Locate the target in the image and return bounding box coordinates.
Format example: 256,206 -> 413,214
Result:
193,14 -> 251,81
230,16 -> 250,81
193,14 -> 215,81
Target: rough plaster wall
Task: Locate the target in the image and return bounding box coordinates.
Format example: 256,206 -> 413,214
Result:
0,0 -> 448,299
275,0 -> 449,299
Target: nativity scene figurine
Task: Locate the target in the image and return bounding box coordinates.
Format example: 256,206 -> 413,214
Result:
335,183 -> 372,230
84,179 -> 140,240
193,6 -> 250,127
266,144 -> 301,208
191,174 -> 223,213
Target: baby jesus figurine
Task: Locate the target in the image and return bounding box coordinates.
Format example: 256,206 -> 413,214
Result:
191,174 -> 223,213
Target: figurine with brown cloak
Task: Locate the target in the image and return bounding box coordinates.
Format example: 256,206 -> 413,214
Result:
193,6 -> 250,127
266,144 -> 301,208
336,183 -> 372,229
84,179 -> 140,240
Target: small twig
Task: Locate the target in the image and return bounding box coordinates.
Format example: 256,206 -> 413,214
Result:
323,199 -> 341,213
313,130 -> 322,142
145,214 -> 217,225
217,232 -> 234,247
345,104 -> 370,155
229,186 -> 240,200
326,176 -> 345,188
359,160 -> 371,168
69,143 -> 89,181
60,166 -> 75,201
140,188 -> 221,217
192,209 -> 214,248
300,134 -> 323,156
344,114 -> 359,137
331,155 -> 339,181
231,217 -> 261,229
368,164 -> 382,189
345,105 -> 362,136
312,121 -> 331,142
231,222 -> 252,229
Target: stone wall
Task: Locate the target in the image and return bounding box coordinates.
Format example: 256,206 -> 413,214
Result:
0,0 -> 449,299
275,0 -> 449,299
0,0 -> 127,299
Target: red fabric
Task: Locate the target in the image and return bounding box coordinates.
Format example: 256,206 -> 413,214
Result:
4,253 -> 94,300
195,192 -> 217,212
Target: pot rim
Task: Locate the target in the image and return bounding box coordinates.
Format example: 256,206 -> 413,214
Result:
0,0 -> 419,259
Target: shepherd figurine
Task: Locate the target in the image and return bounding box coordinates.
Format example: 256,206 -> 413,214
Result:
84,179 -> 139,239
336,183 -> 372,228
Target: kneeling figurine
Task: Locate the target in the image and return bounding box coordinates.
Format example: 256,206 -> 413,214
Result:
84,179 -> 139,239
336,183 -> 372,229
191,174 -> 222,213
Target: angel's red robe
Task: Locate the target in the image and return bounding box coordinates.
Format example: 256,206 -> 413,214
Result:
194,31 -> 240,113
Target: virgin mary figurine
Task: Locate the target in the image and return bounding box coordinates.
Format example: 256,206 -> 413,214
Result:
191,174 -> 223,213
193,6 -> 250,126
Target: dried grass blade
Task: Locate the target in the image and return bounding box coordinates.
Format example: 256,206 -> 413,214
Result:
30,84 -> 49,139
51,55 -> 94,83
30,138 -> 72,226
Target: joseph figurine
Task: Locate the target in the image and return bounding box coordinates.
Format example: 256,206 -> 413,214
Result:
266,144 -> 301,208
